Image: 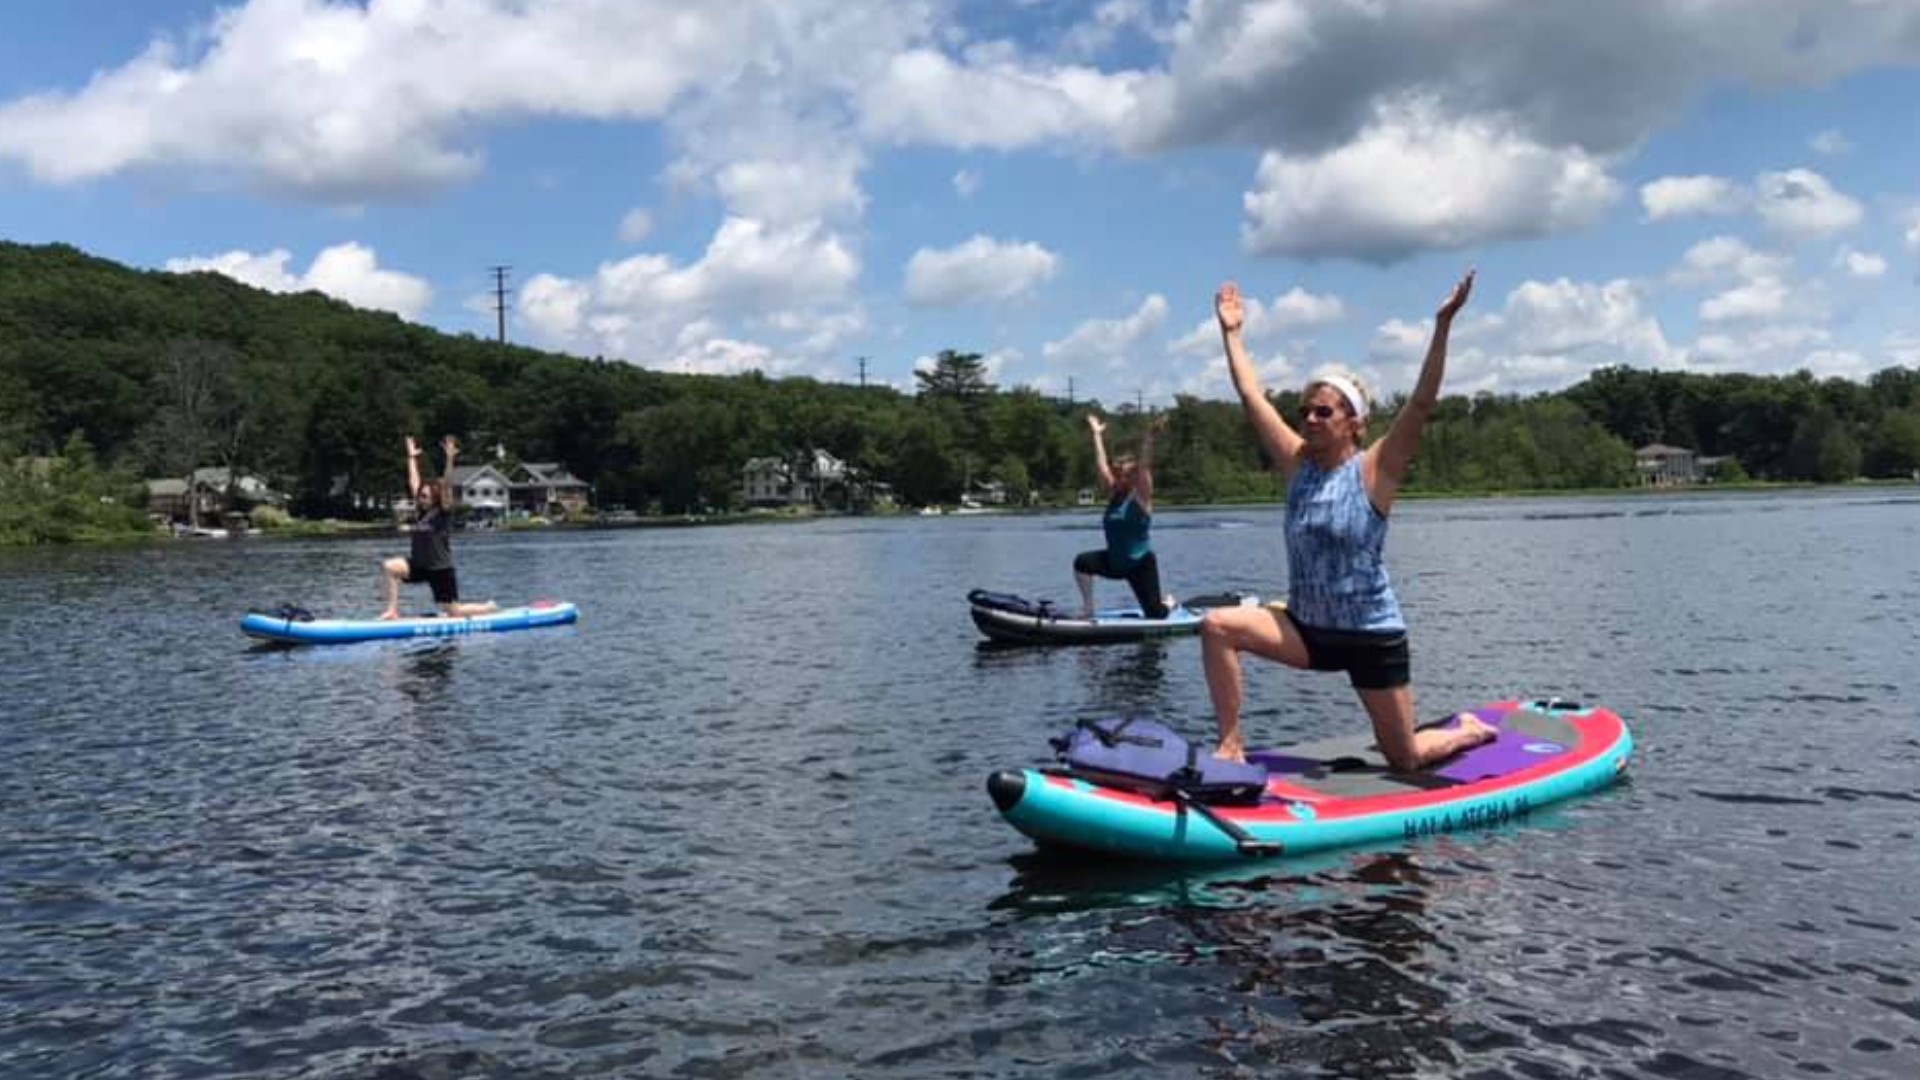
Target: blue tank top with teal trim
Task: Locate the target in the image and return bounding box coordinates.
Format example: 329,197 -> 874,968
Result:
1103,491 -> 1152,569
1284,455 -> 1404,632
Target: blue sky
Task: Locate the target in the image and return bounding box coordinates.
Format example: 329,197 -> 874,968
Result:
1,0 -> 1917,410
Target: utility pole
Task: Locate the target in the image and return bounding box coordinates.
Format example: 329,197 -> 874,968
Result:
857,356 -> 869,389
1066,376 -> 1075,408
1136,389 -> 1145,415
488,265 -> 511,344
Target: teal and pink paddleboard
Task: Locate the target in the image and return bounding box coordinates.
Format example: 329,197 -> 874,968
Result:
988,699 -> 1632,862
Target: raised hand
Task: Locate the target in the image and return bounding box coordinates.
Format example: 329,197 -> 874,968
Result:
1437,269 -> 1475,321
441,435 -> 460,458
1086,414 -> 1107,436
405,435 -> 420,459
1215,282 -> 1245,334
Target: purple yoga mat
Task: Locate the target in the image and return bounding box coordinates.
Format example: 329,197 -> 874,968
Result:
1250,705 -> 1571,782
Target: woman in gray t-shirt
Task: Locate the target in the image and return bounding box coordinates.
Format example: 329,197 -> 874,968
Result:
380,435 -> 498,619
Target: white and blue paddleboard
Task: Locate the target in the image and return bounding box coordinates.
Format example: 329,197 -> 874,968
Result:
241,600 -> 579,646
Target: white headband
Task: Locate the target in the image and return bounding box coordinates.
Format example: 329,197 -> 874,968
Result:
1314,375 -> 1369,421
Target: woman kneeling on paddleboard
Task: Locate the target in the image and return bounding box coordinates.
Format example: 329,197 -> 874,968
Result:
1202,270 -> 1494,771
380,435 -> 498,620
1074,412 -> 1174,620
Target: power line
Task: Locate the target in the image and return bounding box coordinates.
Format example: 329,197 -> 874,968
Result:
489,265 -> 511,343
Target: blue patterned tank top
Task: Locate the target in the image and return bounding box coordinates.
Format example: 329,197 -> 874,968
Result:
1284,455 -> 1404,632
1103,491 -> 1152,570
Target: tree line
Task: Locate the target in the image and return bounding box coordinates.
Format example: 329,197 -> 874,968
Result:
3,240 -> 1918,542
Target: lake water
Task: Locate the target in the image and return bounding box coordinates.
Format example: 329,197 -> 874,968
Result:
4,489 -> 1919,1079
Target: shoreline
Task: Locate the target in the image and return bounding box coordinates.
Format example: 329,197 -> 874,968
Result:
4,479 -> 1913,549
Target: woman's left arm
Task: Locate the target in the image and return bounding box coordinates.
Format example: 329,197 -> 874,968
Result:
1369,270 -> 1473,510
440,435 -> 461,509
1135,414 -> 1165,513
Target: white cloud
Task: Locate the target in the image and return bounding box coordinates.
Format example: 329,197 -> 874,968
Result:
1129,1 -> 1920,158
1640,175 -> 1743,220
1354,277 -> 1682,396
0,1 -> 774,199
1420,277 -> 1680,394
1809,129 -> 1851,156
1753,168 -> 1862,238
1169,286 -> 1345,359
166,248 -> 303,292
518,273 -> 593,340
858,47 -> 1139,150
1059,0 -> 1169,61
1700,277 -> 1790,322
515,214 -> 861,375
1268,286 -> 1346,328
904,235 -> 1060,307
1905,208 -> 1920,251
669,336 -> 807,377
1671,236 -> 1790,286
952,169 -> 980,198
1492,278 -> 1671,359
1240,103 -> 1619,263
165,242 -> 431,319
712,153 -> 867,225
617,208 -> 654,244
1042,295 -> 1169,368
1886,332 -> 1920,367
1835,248 -> 1886,279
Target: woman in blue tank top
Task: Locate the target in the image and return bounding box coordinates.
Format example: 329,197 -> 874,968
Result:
1200,270 -> 1495,771
1072,414 -> 1172,619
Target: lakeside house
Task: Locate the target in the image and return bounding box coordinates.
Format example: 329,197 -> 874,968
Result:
446,464 -> 513,517
741,449 -> 891,511
510,461 -> 591,518
145,467 -> 286,525
1635,443 -> 1698,486
402,460 -> 592,522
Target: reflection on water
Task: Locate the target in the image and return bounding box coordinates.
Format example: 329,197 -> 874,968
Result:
4,490 -> 1920,1078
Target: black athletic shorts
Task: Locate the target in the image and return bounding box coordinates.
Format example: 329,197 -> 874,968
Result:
1281,607 -> 1410,690
405,563 -> 460,604
1073,549 -> 1168,619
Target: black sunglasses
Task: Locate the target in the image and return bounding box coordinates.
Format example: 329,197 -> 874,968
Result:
1298,404 -> 1341,420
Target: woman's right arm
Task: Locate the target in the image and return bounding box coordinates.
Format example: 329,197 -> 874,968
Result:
1216,282 -> 1302,473
1087,414 -> 1115,490
405,436 -> 422,496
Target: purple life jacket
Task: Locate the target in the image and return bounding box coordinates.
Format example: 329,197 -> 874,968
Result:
1051,717 -> 1269,806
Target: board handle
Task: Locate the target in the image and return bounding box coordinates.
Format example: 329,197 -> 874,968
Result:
1532,697 -> 1584,712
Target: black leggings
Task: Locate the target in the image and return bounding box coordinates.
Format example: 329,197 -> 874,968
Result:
1073,549 -> 1168,619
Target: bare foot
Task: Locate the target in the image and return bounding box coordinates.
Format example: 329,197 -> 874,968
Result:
1213,741 -> 1246,764
377,609 -> 400,621
1455,713 -> 1498,747
476,600 -> 498,614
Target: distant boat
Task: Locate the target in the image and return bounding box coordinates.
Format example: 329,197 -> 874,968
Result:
918,505 -> 945,516
952,495 -> 1000,516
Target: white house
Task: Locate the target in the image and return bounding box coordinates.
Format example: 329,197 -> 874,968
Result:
742,457 -> 802,507
448,464 -> 513,514
1635,443 -> 1698,486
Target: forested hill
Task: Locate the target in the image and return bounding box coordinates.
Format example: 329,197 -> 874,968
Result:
3,240 -> 1918,519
